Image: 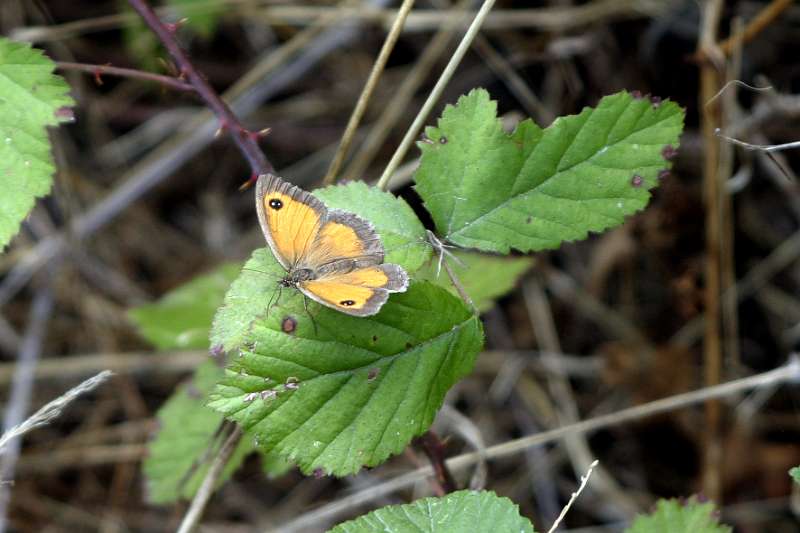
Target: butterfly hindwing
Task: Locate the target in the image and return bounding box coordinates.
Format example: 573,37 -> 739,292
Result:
299,264 -> 409,316
300,210 -> 384,270
256,173 -> 325,269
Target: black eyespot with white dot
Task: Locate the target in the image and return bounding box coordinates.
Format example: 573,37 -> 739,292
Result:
340,300 -> 356,307
268,198 -> 283,210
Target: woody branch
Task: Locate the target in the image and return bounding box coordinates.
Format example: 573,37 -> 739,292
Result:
127,0 -> 274,179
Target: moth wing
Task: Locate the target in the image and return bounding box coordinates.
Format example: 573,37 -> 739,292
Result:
300,210 -> 385,270
255,173 -> 326,269
299,264 -> 409,317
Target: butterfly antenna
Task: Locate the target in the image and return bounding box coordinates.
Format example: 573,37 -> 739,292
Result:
242,267 -> 282,281
266,284 -> 283,318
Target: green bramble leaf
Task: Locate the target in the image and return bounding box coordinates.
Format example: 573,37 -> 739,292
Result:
328,490 -> 536,533
207,248 -> 483,476
0,38 -> 74,251
143,361 -> 253,504
790,466 -> 800,485
314,181 -> 431,274
625,497 -> 731,533
419,250 -> 533,312
414,89 -> 684,254
129,263 -> 242,350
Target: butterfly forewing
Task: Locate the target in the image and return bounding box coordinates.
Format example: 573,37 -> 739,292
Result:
300,210 -> 384,270
256,174 -> 325,269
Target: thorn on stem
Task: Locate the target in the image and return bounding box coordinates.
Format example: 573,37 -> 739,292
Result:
55,107 -> 75,123
92,66 -> 105,85
238,174 -> 258,191
164,18 -> 188,34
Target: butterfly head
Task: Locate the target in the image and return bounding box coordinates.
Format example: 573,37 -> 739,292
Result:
281,267 -> 316,288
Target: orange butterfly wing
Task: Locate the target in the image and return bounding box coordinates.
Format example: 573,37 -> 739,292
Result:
300,264 -> 408,317
255,173 -> 409,317
255,174 -> 325,269
300,210 -> 384,270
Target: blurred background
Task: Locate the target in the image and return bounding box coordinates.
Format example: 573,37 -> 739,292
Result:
1,0 -> 800,531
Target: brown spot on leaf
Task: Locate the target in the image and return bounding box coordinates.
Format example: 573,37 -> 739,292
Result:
367,368 -> 380,382
631,174 -> 644,187
281,316 -> 297,334
662,145 -> 677,161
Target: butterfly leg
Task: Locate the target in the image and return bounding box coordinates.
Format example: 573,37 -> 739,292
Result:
266,284 -> 283,317
302,295 -> 319,335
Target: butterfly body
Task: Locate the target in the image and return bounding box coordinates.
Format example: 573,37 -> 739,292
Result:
280,267 -> 316,286
256,174 -> 408,316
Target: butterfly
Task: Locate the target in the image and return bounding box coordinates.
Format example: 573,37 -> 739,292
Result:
255,173 -> 409,316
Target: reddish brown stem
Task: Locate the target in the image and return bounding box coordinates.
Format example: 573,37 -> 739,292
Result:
55,61 -> 195,92
127,0 -> 273,177
414,430 -> 457,494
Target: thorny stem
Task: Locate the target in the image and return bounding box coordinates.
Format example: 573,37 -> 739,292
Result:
127,0 -> 273,178
55,61 -> 195,92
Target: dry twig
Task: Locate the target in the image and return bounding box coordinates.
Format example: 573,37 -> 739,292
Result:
322,0 -> 417,184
